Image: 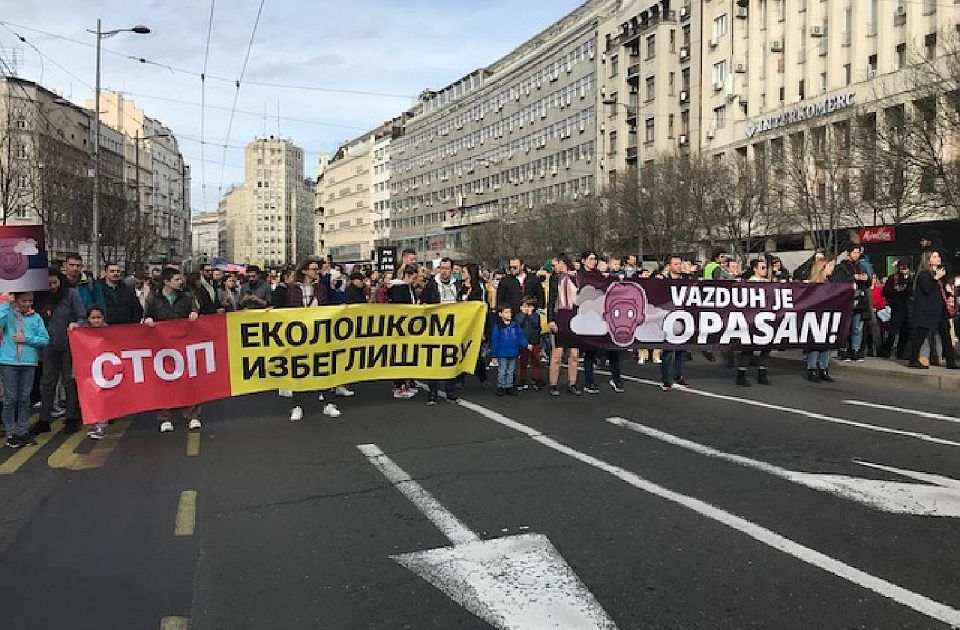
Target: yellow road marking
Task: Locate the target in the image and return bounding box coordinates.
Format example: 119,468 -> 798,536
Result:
175,490 -> 197,536
160,616 -> 189,630
0,419 -> 63,475
186,432 -> 200,457
47,418 -> 132,471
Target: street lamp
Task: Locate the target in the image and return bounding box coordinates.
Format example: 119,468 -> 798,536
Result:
90,19 -> 150,278
602,97 -> 645,265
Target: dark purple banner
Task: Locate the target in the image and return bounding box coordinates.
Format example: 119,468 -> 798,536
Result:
555,278 -> 853,351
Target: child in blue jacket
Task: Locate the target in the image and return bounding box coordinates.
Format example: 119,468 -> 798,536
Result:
489,304 -> 531,396
0,292 -> 50,448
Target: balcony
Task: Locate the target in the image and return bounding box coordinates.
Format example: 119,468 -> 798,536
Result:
625,106 -> 638,125
626,146 -> 638,164
627,64 -> 641,82
441,206 -> 497,230
614,10 -> 678,47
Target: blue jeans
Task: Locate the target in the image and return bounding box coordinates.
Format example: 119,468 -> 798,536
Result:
660,351 -> 684,385
2,365 -> 35,437
849,316 -> 864,352
806,350 -> 831,370
496,358 -> 517,389
584,350 -> 622,387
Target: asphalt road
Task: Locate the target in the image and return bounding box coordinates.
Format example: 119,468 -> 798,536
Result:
0,358 -> 958,629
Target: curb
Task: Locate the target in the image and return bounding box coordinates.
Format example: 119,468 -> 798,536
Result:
767,354 -> 960,392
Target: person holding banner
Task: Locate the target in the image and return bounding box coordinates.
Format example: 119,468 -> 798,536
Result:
546,253 -> 581,397
736,258 -> 773,387
143,268 -> 203,433
387,265 -> 420,400
804,260 -> 837,383
578,251 -> 625,395
423,257 -> 460,404
1,292 -> 49,448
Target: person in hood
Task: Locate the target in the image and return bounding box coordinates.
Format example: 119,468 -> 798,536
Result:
34,268 -> 86,435
0,291 -> 49,448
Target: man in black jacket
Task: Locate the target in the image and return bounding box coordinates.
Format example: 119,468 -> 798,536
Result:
878,259 -> 913,359
100,261 -> 144,325
832,245 -> 871,361
496,256 -> 545,314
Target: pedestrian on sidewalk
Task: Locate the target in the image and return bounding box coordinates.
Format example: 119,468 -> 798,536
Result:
0,292 -> 49,448
908,249 -> 958,369
878,260 -> 913,359
804,260 -> 836,383
143,268 -> 204,433
490,304 -> 530,396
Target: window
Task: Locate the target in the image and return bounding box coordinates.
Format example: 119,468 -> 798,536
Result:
799,79 -> 805,100
869,0 -> 878,35
609,130 -> 618,154
681,68 -> 691,91
682,24 -> 691,47
714,14 -> 728,38
713,61 -> 727,86
668,114 -> 675,138
925,33 -> 937,60
868,54 -> 878,77
646,34 -> 656,58
645,76 -> 655,101
843,8 -> 852,46
896,43 -> 907,69
843,63 -> 852,85
645,117 -> 655,143
15,145 -> 26,159
668,72 -> 675,95
609,54 -> 619,78
714,105 -> 727,128
819,72 -> 827,94
669,29 -> 676,53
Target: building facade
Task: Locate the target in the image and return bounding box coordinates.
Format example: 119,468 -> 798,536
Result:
91,92 -> 191,266
316,120 -> 397,262
190,210 -> 220,263
221,136 -> 314,267
389,1 -> 611,259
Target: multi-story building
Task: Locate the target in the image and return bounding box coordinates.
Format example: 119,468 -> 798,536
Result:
389,1 -> 609,259
221,136 -> 314,267
91,92 -> 191,265
190,210 -> 220,263
316,119 -> 398,262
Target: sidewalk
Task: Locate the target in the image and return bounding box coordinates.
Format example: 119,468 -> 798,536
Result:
769,350 -> 960,392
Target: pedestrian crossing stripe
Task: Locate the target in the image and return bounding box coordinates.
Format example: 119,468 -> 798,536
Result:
0,419 -> 63,475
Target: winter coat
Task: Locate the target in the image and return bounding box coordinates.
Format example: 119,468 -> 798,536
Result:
882,272 -> 913,311
422,277 -> 461,305
64,274 -> 106,310
195,281 -> 221,315
99,280 -> 144,324
0,301 -> 49,366
489,318 -> 529,359
144,290 -> 199,322
386,280 -> 418,305
912,269 -> 949,330
345,284 -> 368,304
239,280 -> 272,309
496,273 -> 545,313
515,311 -> 541,345
38,288 -> 86,352
283,282 -> 328,308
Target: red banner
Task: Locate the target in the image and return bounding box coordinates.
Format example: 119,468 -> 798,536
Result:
858,226 -> 896,243
70,315 -> 232,423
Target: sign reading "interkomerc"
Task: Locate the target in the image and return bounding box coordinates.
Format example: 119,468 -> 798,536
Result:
745,91 -> 856,138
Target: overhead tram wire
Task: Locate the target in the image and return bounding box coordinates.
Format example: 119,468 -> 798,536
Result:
201,0 -> 216,213
217,0 -> 265,200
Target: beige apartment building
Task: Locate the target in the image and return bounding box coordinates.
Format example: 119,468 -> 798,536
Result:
190,209 -> 220,262
92,92 -> 191,264
221,136 -> 314,267
316,120 -> 397,262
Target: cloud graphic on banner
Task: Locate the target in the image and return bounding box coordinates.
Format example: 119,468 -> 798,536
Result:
570,309 -> 608,335
575,286 -> 604,306
13,239 -> 39,256
635,304 -> 671,342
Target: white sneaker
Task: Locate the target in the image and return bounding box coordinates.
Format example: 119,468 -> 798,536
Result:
323,403 -> 341,418
278,389 -> 293,398
335,386 -> 355,397
318,392 -> 325,402
638,356 -> 646,365
403,387 -> 418,399
289,406 -> 303,422
159,421 -> 174,433
188,418 -> 202,431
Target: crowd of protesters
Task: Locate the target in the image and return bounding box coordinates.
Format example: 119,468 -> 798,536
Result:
0,235 -> 956,449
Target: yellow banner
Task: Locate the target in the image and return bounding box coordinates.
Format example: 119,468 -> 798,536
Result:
225,302 -> 486,394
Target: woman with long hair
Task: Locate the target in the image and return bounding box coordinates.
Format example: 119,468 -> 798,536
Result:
457,263 -> 488,386
804,259 -> 836,382
908,249 -> 958,369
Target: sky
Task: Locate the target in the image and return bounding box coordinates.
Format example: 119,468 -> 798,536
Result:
0,0 -> 584,214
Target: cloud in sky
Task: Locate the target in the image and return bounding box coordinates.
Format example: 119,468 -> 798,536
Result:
0,0 -> 583,213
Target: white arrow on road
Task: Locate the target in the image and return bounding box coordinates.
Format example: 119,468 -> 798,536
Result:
607,417 -> 960,518
357,443 -> 618,630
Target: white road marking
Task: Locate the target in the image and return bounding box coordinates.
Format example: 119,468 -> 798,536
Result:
456,399 -> 960,628
844,400 -> 960,425
357,443 -> 618,629
596,369 -> 960,448
607,416 -> 960,518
